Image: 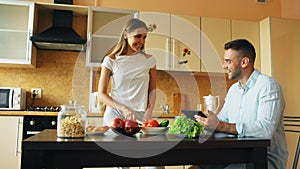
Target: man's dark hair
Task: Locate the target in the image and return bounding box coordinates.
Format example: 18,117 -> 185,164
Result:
224,39 -> 256,64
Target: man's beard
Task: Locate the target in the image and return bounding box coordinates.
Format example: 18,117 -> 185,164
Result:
229,66 -> 242,80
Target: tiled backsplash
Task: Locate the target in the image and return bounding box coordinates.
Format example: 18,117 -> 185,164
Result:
0,50 -> 90,110
0,49 -> 235,115
153,70 -> 235,116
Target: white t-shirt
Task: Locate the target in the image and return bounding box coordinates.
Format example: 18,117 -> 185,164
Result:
101,52 -> 156,112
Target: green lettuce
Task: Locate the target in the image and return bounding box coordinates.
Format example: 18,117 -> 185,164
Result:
168,116 -> 204,139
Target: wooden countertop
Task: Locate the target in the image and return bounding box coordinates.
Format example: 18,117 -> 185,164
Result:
0,111 -> 103,117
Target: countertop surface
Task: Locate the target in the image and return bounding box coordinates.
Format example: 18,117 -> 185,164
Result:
0,110 -> 176,118
0,110 -> 103,117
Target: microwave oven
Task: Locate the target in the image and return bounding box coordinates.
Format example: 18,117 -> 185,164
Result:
0,87 -> 26,110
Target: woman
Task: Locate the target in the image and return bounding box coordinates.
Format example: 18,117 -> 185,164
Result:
98,18 -> 156,126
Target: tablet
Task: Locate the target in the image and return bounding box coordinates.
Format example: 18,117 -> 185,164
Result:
181,110 -> 207,119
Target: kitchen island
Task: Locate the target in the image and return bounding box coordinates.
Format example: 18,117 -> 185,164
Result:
21,129 -> 270,169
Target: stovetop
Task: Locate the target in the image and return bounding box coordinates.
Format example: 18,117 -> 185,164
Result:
27,106 -> 61,112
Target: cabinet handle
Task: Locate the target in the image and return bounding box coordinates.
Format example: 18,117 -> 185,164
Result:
171,38 -> 176,70
178,60 -> 188,64
86,33 -> 91,62
15,118 -> 21,157
27,29 -> 32,62
165,38 -> 170,69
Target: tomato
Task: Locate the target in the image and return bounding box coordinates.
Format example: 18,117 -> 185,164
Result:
142,119 -> 160,127
142,121 -> 149,127
146,119 -> 159,127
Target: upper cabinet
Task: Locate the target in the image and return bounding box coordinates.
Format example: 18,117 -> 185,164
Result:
86,7 -> 136,68
171,14 -> 201,72
200,17 -> 231,73
0,1 -> 36,68
0,1 -> 89,68
201,17 -> 260,73
138,12 -> 201,72
137,12 -> 171,71
0,2 -> 261,72
231,19 -> 260,71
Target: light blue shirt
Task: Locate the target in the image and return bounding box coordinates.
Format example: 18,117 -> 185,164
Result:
218,69 -> 288,169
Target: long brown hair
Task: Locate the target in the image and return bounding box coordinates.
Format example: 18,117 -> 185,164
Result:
105,18 -> 148,57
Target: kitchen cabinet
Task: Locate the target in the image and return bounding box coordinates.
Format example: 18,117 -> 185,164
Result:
259,17 -> 300,115
86,6 -> 136,68
231,19 -> 260,71
0,116 -> 23,169
0,1 -> 36,68
201,17 -> 261,73
200,17 -> 231,73
137,12 -> 170,71
139,14 -> 261,73
260,17 -> 300,169
138,12 -> 201,72
171,14 -> 201,72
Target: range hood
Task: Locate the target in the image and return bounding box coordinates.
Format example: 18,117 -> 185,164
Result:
31,0 -> 86,51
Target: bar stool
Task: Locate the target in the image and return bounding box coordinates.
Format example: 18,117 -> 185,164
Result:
284,116 -> 300,169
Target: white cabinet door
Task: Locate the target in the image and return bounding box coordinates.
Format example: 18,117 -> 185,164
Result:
0,1 -> 35,68
0,116 -> 23,169
171,14 -> 201,72
139,12 -> 201,72
86,7 -> 136,68
138,11 -> 171,70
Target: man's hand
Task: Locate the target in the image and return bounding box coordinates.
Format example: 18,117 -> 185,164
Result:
194,110 -> 238,135
194,110 -> 219,131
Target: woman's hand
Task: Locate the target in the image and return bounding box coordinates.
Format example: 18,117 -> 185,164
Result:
122,106 -> 136,120
194,110 -> 219,130
143,109 -> 152,122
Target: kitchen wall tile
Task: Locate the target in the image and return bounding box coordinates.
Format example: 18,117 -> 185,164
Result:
0,50 -> 90,109
0,51 -> 234,114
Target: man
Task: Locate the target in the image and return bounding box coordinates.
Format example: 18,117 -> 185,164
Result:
194,39 -> 288,169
